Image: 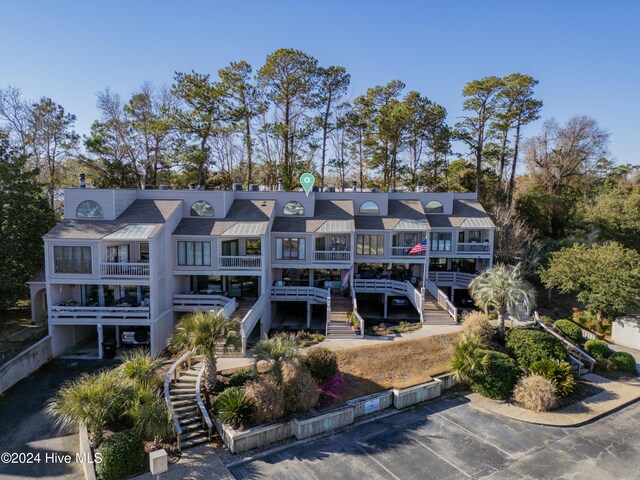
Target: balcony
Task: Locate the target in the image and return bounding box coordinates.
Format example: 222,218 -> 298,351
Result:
218,256 -> 262,270
100,262 -> 149,277
456,243 -> 490,254
173,293 -> 237,313
271,286 -> 329,303
391,246 -> 426,257
313,250 -> 352,263
428,271 -> 477,287
49,305 -> 150,322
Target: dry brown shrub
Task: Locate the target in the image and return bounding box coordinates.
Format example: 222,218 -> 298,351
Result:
281,360 -> 319,412
462,311 -> 493,345
513,374 -> 558,412
256,359 -> 274,374
244,375 -> 284,423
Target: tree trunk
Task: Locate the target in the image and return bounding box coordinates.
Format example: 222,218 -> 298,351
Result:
497,313 -> 505,337
245,113 -> 253,187
320,97 -> 331,189
507,122 -> 522,206
204,352 -> 217,393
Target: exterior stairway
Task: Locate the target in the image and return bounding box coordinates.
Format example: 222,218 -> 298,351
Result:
214,299 -> 252,357
326,296 -> 357,339
422,291 -> 455,325
169,361 -> 209,449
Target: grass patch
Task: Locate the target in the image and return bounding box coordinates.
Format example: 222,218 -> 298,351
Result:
335,333 -> 458,400
0,300 -> 33,339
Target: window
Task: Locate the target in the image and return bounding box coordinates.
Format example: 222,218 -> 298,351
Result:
359,201 -> 379,214
190,200 -> 214,217
425,201 -> 444,213
283,201 -> 304,215
403,233 -> 418,247
140,243 -> 149,261
276,238 -> 306,260
331,235 -> 347,250
430,232 -> 452,251
246,239 -> 261,255
76,200 -> 103,218
221,240 -> 238,256
177,241 -> 211,266
468,230 -> 482,242
282,269 -> 309,286
106,245 -> 129,263
190,275 -> 222,293
53,246 -> 92,273
356,235 -> 384,255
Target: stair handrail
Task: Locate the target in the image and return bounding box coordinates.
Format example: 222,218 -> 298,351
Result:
424,278 -> 458,322
534,312 -> 595,372
196,364 -> 213,441
239,293 -> 270,354
164,350 -> 192,451
326,288 -> 332,333
350,287 -> 365,337
404,281 -> 424,323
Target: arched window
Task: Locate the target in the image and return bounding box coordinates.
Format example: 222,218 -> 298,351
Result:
76,200 -> 103,218
359,201 -> 379,214
425,201 -> 444,213
283,201 -> 304,215
190,200 -> 214,217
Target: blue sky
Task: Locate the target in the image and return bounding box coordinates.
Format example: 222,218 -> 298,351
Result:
2,0 -> 639,163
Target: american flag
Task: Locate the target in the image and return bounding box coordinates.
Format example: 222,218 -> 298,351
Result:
409,239 -> 428,255
342,267 -> 351,287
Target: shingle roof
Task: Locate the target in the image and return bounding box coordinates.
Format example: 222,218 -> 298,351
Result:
427,199 -> 495,228
271,200 -> 355,233
173,200 -> 275,236
355,200 -> 430,231
44,199 -> 181,239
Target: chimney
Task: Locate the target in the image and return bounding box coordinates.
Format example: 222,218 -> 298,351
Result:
277,179 -> 284,191
79,173 -> 86,188
232,183 -> 243,191
352,180 -> 357,192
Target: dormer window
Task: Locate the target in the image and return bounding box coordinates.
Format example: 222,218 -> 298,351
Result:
76,200 -> 103,218
284,201 -> 304,215
425,201 -> 444,213
191,200 -> 214,217
359,201 -> 379,214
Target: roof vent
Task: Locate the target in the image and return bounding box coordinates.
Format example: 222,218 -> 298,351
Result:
159,184 -> 170,190
352,180 -> 357,192
249,184 -> 259,192
232,183 -> 243,191
277,179 -> 284,191
371,188 -> 379,193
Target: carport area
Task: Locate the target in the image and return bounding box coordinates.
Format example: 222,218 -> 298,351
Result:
230,395 -> 640,480
270,301 -> 325,332
53,323 -> 151,360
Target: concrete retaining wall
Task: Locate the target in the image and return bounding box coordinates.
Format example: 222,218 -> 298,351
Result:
79,424 -> 96,480
612,317 -> 640,350
434,373 -> 458,391
214,417 -> 293,454
292,406 -> 355,440
346,390 -> 394,417
0,335 -> 52,394
393,379 -> 442,409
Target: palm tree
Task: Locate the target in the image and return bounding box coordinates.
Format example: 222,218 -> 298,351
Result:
469,263 -> 536,337
255,333 -> 299,383
117,349 -> 162,389
170,311 -> 241,391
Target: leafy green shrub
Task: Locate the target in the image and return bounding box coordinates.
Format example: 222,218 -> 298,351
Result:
505,327 -> 569,368
282,361 -> 319,412
215,387 -> 253,428
471,350 -> 520,400
228,368 -> 258,388
244,376 -> 285,423
450,334 -> 488,383
584,339 -> 612,360
95,430 -> 145,480
128,387 -> 174,442
529,359 -> 578,397
513,375 -> 558,412
607,352 -> 637,373
461,311 -> 493,345
303,347 -> 338,383
553,320 -> 582,344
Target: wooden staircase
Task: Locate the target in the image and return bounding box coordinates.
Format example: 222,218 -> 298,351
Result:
422,291 -> 455,325
326,297 -> 358,339
168,361 -> 210,450
214,299 -> 253,357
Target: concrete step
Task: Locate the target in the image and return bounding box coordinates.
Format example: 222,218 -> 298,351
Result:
174,405 -> 198,415
171,392 -> 196,400
181,435 -> 209,450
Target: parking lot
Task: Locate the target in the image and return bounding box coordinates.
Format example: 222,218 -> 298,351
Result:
230,395 -> 640,480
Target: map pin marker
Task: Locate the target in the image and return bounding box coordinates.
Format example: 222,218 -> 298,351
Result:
300,173 -> 315,196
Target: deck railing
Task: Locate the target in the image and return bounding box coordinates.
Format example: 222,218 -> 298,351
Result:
196,364 -> 213,441
218,256 -> 261,269
164,351 -> 191,452
534,312 -> 595,373
172,294 -> 233,312
270,286 -> 329,303
353,278 -> 408,295
405,281 -> 424,323
424,279 -> 458,322
350,287 -> 365,337
49,305 -> 150,321
313,250 -> 352,262
428,271 -> 476,287
239,293 -> 270,354
457,243 -> 491,253
100,262 -> 149,277
390,246 -> 426,257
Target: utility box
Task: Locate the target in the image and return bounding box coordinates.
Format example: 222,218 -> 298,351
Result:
149,449 -> 168,476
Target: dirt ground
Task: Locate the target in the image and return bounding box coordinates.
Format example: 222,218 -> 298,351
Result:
335,332 -> 459,400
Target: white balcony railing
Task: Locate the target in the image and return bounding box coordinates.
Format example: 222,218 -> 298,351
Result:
391,246 -> 426,257
218,256 -> 262,269
428,271 -> 476,287
100,262 -> 149,277
172,294 -> 234,312
457,242 -> 490,253
271,286 -> 329,303
49,306 -> 150,321
313,250 -> 352,262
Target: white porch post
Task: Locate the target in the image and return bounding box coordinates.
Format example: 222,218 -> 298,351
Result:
97,324 -> 104,359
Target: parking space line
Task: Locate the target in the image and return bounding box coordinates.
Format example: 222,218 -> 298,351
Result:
423,406 -> 514,459
355,444 -> 403,480
405,433 -> 473,478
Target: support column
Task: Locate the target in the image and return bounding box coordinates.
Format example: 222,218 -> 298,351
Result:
383,293 -> 388,319
115,325 -> 120,347
307,302 -> 311,329
451,287 -> 456,303
97,324 -> 104,359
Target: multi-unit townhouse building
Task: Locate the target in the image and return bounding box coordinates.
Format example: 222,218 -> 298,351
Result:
27,182 -> 495,359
